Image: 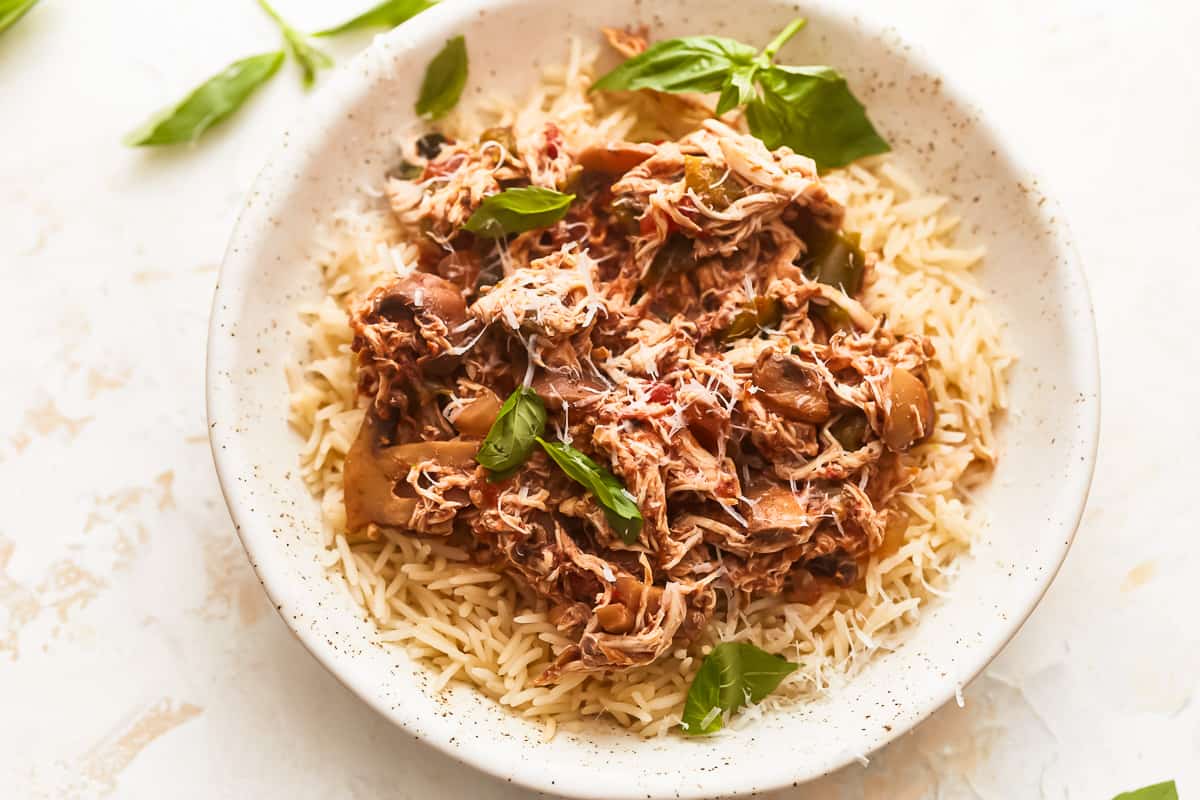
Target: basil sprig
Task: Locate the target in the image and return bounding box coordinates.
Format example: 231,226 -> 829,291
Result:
125,52 -> 285,146
537,437 -> 643,544
0,0 -> 39,35
416,35 -> 468,120
464,187 -> 575,238
592,18 -> 889,171
1113,781 -> 1178,800
258,0 -> 333,89
474,388 -> 643,542
316,0 -> 437,37
476,386 -> 547,475
126,2 -> 435,148
680,642 -> 797,736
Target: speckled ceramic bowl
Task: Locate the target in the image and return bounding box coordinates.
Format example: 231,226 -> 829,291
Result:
207,0 -> 1100,796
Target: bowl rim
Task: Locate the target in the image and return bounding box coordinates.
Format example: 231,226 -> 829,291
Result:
206,1 -> 1101,795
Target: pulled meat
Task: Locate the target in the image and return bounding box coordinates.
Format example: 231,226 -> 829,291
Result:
342,90 -> 937,683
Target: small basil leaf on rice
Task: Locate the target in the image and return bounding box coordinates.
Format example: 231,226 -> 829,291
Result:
680,642 -> 797,736
124,52 -> 285,146
747,65 -> 889,171
315,0 -> 437,37
257,0 -> 333,89
1112,781 -> 1179,800
0,0 -> 40,35
592,35 -> 757,94
476,386 -> 547,475
535,437 -> 643,544
463,187 -> 575,238
416,34 -> 468,119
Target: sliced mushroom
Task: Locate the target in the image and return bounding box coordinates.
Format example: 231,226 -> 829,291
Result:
806,553 -> 859,588
683,401 -> 725,452
387,439 -> 479,468
344,413 -> 418,534
881,367 -> 935,452
344,412 -> 480,533
783,568 -> 822,605
532,371 -> 608,410
375,271 -> 469,331
435,250 -> 481,290
577,142 -> 656,176
451,389 -> 502,437
753,350 -> 831,423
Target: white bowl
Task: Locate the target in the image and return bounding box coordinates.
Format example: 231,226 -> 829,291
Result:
207,0 -> 1100,796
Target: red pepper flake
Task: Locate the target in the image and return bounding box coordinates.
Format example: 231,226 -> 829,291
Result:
648,382 -> 675,404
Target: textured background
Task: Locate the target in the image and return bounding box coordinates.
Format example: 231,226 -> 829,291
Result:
0,0 -> 1196,797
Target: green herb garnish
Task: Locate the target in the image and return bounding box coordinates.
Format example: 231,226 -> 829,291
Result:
680,642 -> 798,736
316,0 -> 437,37
1113,781 -> 1179,800
592,36 -> 758,95
124,52 -> 285,147
475,386 -> 547,475
416,35 -> 468,119
258,0 -> 333,89
536,437 -> 643,544
592,18 -> 889,171
723,295 -> 782,341
747,64 -> 889,171
473,387 -> 642,539
0,0 -> 39,35
464,187 -> 575,238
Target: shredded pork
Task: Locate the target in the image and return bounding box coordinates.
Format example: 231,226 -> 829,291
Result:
343,112 -> 937,683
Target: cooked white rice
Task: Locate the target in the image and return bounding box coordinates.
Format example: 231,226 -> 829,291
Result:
284,41 -> 1012,739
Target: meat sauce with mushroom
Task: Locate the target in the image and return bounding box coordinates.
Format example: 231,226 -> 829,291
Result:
346,117 -> 937,683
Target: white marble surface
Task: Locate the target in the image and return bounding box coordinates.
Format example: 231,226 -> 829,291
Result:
0,1 -> 1196,797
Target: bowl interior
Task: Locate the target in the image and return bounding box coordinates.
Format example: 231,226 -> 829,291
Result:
207,0 -> 1098,796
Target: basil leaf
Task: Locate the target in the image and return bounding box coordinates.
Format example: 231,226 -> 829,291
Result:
592,36 -> 757,94
258,0 -> 333,89
476,387 -> 546,474
680,642 -> 797,736
0,0 -> 39,35
124,52 -> 285,147
1113,781 -> 1178,800
315,0 -> 436,37
416,35 -> 468,119
715,64 -> 758,116
747,65 -> 889,170
536,437 -> 642,544
464,187 -> 575,238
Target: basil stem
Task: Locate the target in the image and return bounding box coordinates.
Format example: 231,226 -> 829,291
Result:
759,17 -> 807,62
124,52 -> 285,147
257,0 -> 333,89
